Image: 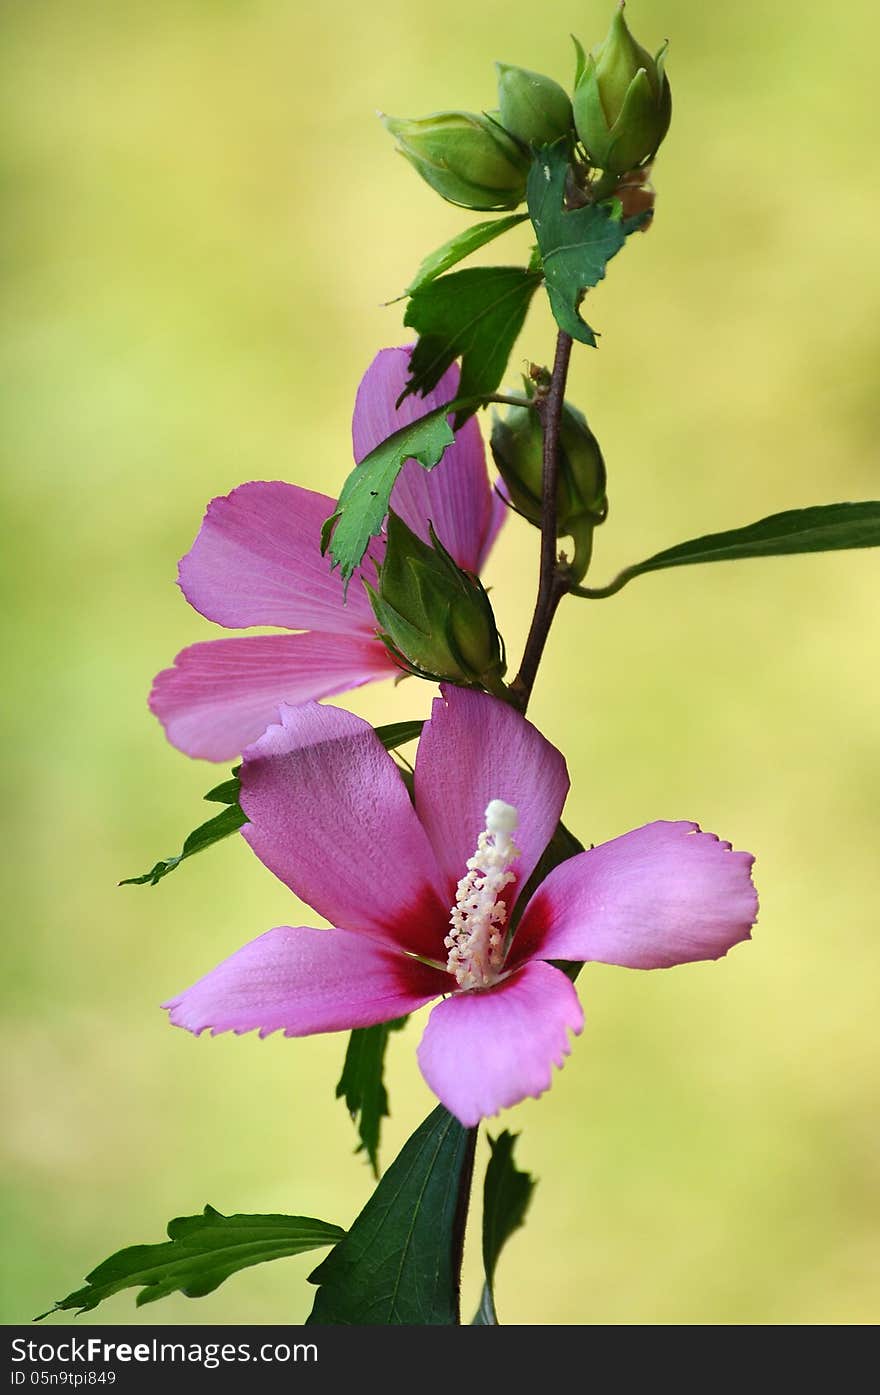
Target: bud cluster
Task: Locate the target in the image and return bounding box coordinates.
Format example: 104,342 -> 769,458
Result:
373,5 -> 663,689
382,2 -> 671,210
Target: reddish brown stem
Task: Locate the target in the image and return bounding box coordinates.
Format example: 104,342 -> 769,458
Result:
508,329 -> 574,712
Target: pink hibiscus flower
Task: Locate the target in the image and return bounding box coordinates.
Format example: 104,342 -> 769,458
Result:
165,686 -> 758,1126
149,347 -> 505,761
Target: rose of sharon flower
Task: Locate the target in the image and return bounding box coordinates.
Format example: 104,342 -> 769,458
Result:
150,347 -> 505,762
165,686 -> 758,1126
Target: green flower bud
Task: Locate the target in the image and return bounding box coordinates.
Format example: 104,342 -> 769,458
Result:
490,399 -> 608,581
495,62 -> 573,147
572,2 -> 671,174
366,512 -> 507,692
381,110 -> 529,211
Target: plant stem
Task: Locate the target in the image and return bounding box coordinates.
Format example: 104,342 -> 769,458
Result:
482,393 -> 538,411
451,1125 -> 478,1324
450,333 -> 575,1319
508,328 -> 574,713
572,567 -> 633,600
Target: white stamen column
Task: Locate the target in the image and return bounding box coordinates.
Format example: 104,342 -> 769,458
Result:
445,799 -> 521,990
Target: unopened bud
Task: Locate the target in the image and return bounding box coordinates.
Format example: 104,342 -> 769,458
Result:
495,62 -> 573,147
490,399 -> 608,581
573,2 -> 671,174
381,110 -> 529,210
366,512 -> 507,691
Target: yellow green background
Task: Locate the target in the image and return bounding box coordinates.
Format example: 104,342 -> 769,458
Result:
2,0 -> 878,1326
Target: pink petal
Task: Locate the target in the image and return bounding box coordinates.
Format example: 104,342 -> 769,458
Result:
239,702 -> 450,960
414,686 -> 569,908
416,961 -> 584,1126
513,821 -> 758,969
164,925 -> 451,1038
150,632 -> 398,762
178,481 -> 380,634
352,347 -> 503,574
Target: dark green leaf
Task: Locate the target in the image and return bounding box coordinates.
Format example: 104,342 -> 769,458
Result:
123,730 -> 421,892
374,719 -> 425,752
37,1207 -> 345,1318
472,1131 -> 536,1325
202,766 -> 241,804
403,266 -> 542,421
336,1018 -> 407,1177
577,501 -> 880,599
322,404 -> 458,583
120,803 -> 247,887
307,1105 -> 470,1324
527,142 -> 637,345
402,214 -> 529,296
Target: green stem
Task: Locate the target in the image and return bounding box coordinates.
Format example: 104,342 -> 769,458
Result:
481,393 -> 539,411
571,566 -> 634,599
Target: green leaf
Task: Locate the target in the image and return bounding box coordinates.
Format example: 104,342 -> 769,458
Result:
402,266 -> 542,420
307,1105 -> 471,1324
374,718 -> 425,751
322,404 -> 458,583
122,729 -> 420,892
202,766 -> 241,804
37,1207 -> 345,1318
472,1131 -> 536,1325
336,1018 -> 407,1178
402,214 -> 529,296
119,803 -> 247,887
577,501 -> 880,599
527,142 -> 637,345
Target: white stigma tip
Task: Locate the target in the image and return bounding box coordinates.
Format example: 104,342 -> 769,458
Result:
485,799 -> 519,837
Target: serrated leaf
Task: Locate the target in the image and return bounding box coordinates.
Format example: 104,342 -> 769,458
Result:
579,501 -> 880,598
336,1018 -> 407,1177
322,404 -> 458,582
38,1207 -> 345,1318
402,266 -> 542,421
472,1132 -> 536,1325
307,1105 -> 471,1325
527,142 -> 639,344
402,213 -> 529,296
119,803 -> 247,887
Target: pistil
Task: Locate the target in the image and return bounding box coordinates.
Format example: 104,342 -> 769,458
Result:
445,800 -> 521,990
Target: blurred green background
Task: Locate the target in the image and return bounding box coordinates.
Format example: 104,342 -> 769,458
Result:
2,0 -> 878,1326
